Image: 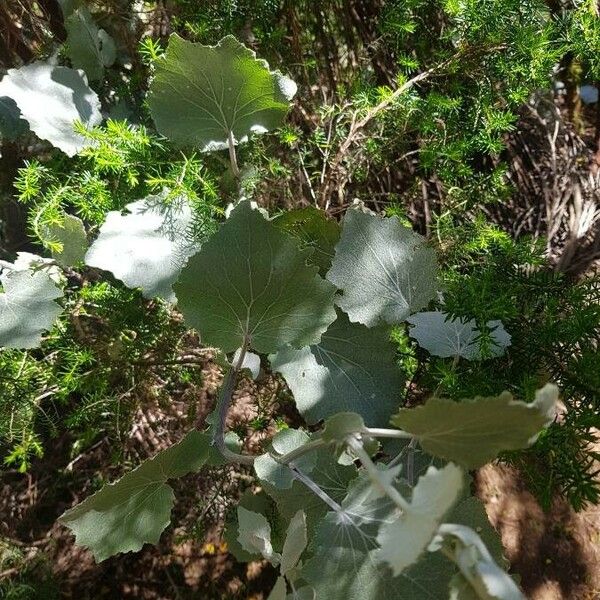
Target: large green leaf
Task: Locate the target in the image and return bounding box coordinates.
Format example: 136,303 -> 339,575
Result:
0,265 -> 63,349
0,62 -> 101,156
59,431 -> 211,561
326,209 -> 438,327
65,7 -> 116,81
148,34 -> 296,151
85,193 -> 199,302
270,311 -> 403,427
300,472 -> 455,600
391,384 -> 558,468
174,202 -> 337,353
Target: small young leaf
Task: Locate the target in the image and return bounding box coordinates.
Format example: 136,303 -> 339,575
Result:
270,311 -> 403,427
148,34 -> 296,151
273,207 -> 340,275
85,192 -> 199,302
59,431 -> 211,561
44,214 -> 88,267
174,202 -> 337,353
327,209 -> 438,327
237,506 -> 280,564
391,384 -> 558,468
407,310 -> 511,360
280,510 -> 307,575
0,62 -> 101,156
376,463 -> 464,575
321,412 -> 366,443
0,267 -> 63,349
65,7 -> 117,81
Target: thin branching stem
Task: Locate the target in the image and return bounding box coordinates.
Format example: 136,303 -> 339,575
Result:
290,466 -> 343,513
347,436 -> 411,512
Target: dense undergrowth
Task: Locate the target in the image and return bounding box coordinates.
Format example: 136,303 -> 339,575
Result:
1,0 -> 600,598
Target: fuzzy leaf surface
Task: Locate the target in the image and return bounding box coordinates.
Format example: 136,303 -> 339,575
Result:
174,202 -> 337,353
300,471 -> 454,600
407,311 -> 511,359
280,510 -> 307,575
391,385 -> 558,468
237,506 -> 280,564
0,268 -> 63,349
0,62 -> 101,156
327,210 -> 437,327
429,524 -> 525,600
148,34 -> 296,150
85,192 -> 198,302
376,463 -> 464,575
270,311 -> 402,426
59,431 -> 211,561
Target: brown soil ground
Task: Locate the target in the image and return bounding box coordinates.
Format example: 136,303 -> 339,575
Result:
1,360 -> 599,599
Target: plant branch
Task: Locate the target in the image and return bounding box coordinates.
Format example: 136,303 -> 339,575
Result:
363,427 -> 413,439
290,465 -> 343,513
213,342 -> 254,466
275,438 -> 328,465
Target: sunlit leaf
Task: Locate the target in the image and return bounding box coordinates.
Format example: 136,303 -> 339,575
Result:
85,192 -> 198,302
376,463 -> 464,575
327,209 -> 438,327
148,34 -> 296,151
174,202 -> 337,353
0,62 -> 101,156
391,384 -> 558,468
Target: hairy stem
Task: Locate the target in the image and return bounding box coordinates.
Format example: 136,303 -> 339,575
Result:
347,436 -> 411,512
363,427 -> 413,439
227,129 -> 241,180
276,438 -> 328,465
213,342 -> 255,466
290,466 -> 343,513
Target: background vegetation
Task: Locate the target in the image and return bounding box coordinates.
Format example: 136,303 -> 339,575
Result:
1,0 -> 599,597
